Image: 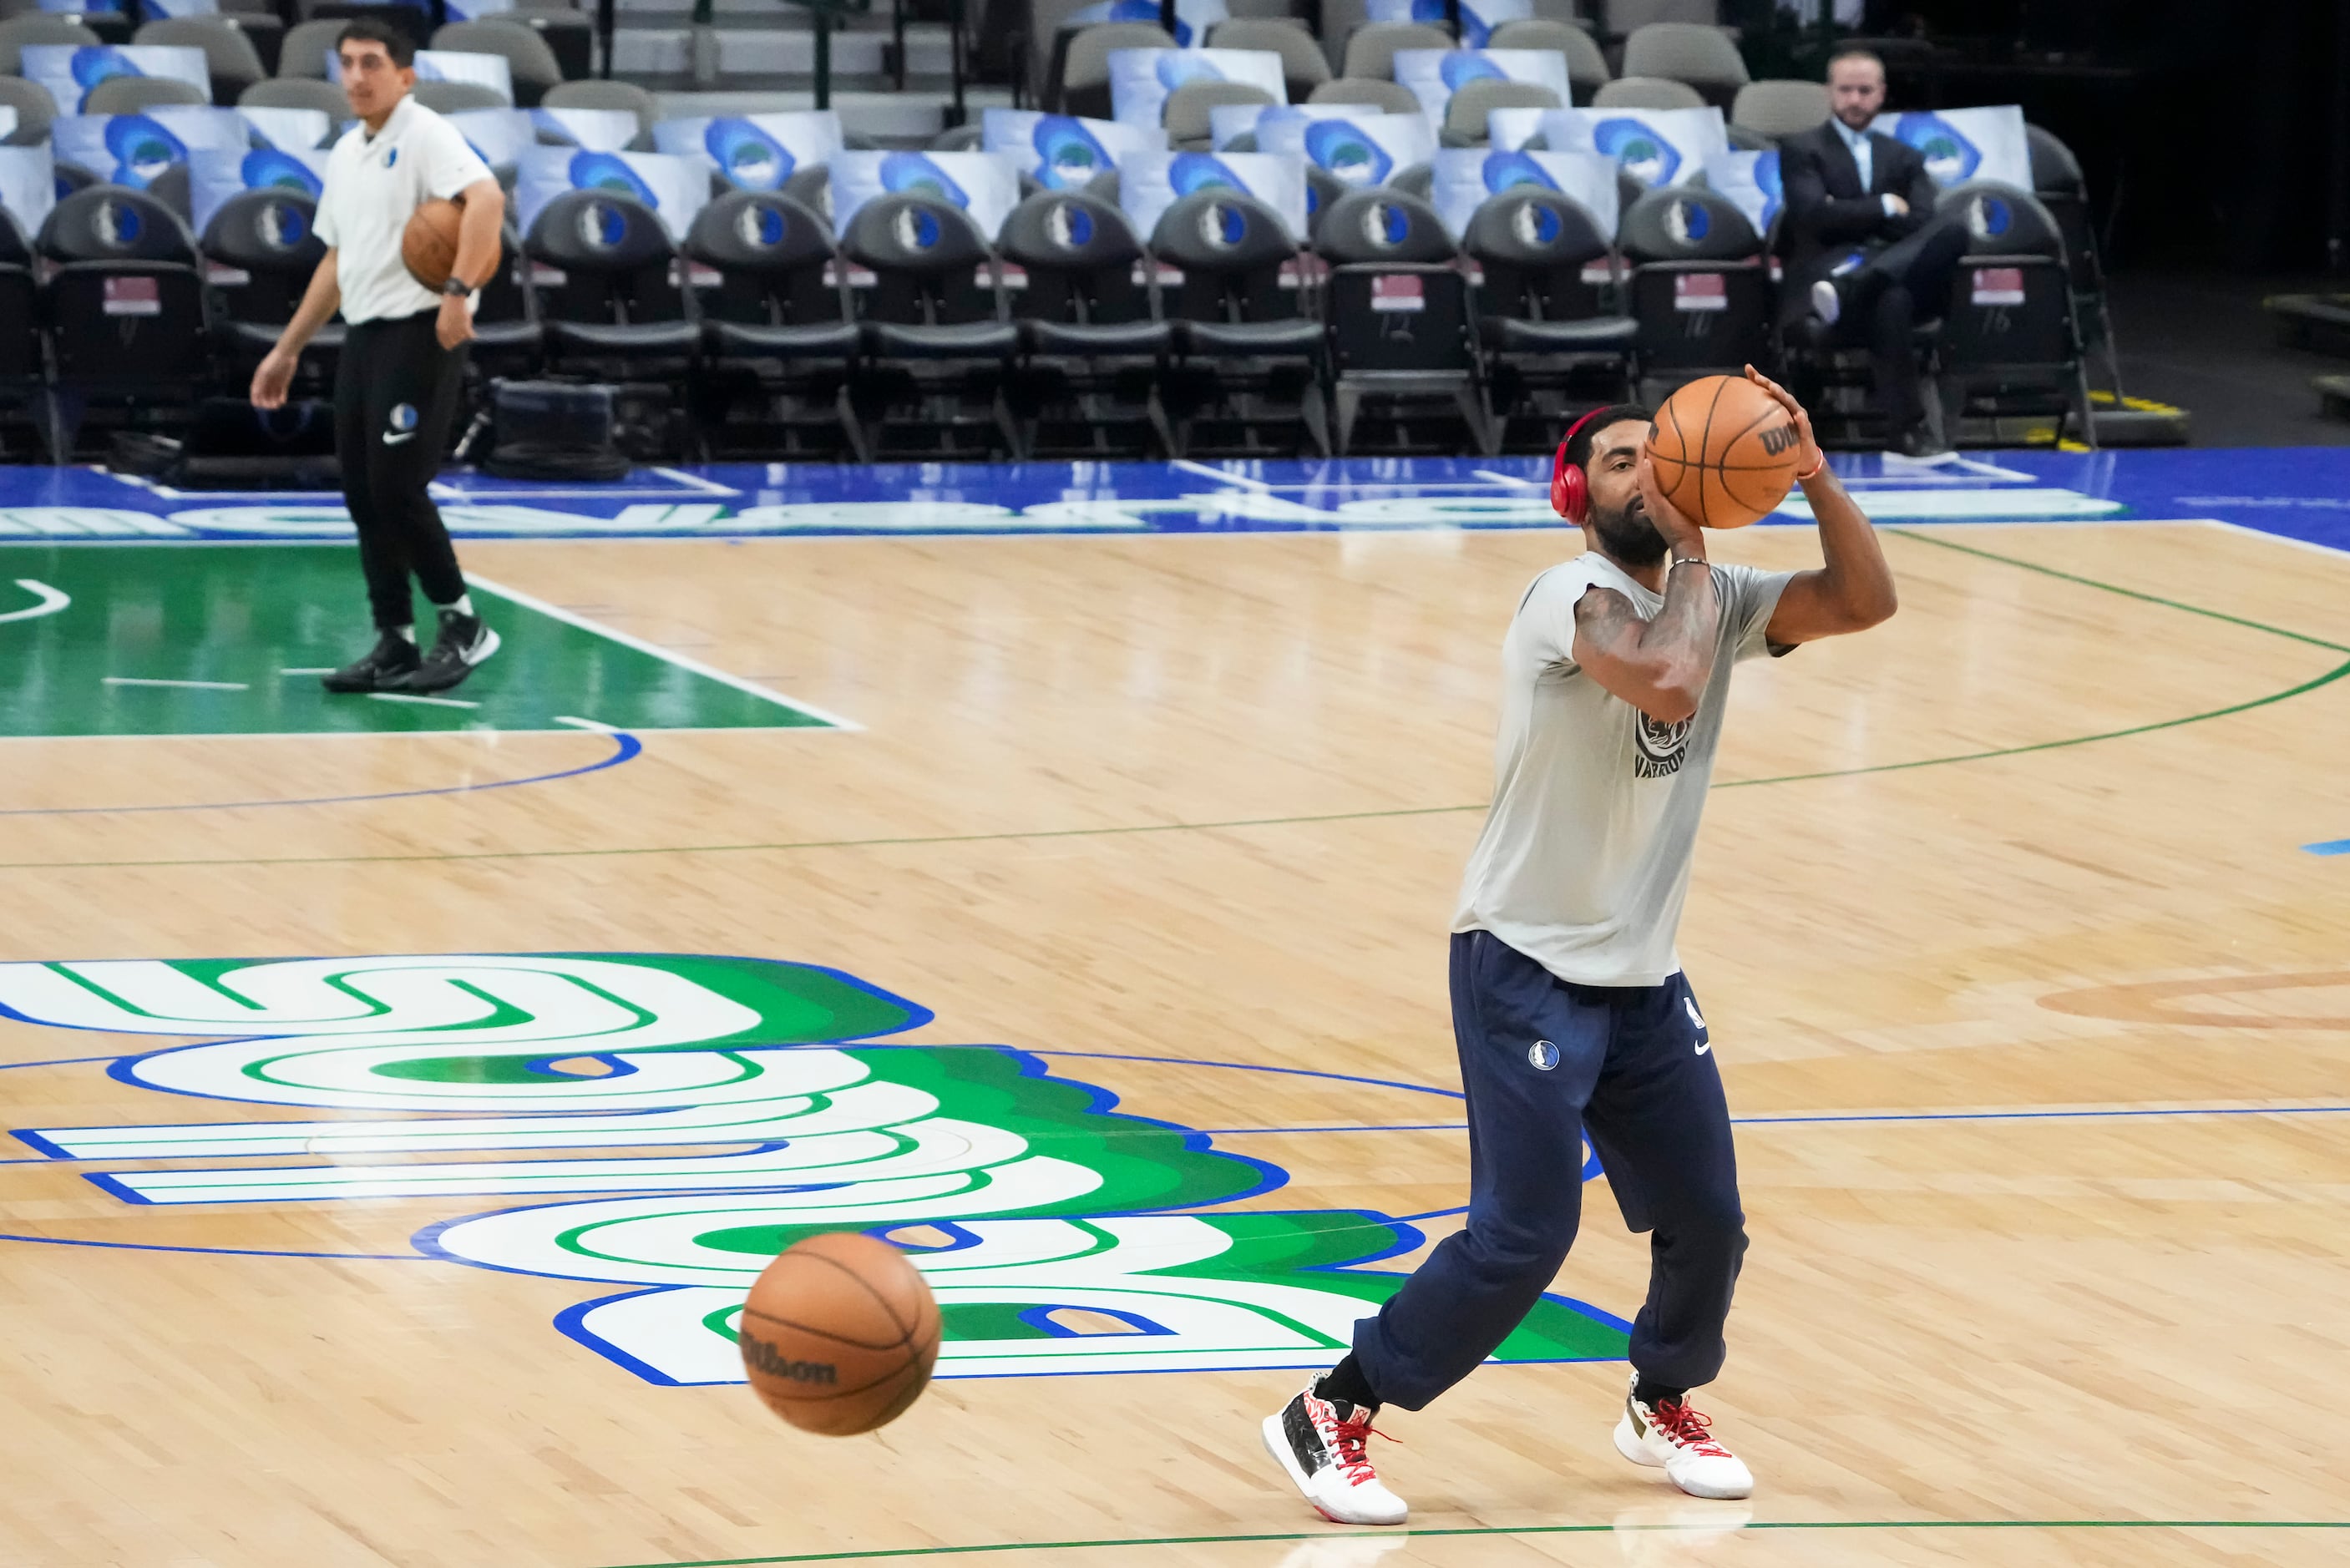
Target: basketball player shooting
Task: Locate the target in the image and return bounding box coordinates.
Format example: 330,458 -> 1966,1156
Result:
1262,368 -> 1898,1524
248,20 -> 504,695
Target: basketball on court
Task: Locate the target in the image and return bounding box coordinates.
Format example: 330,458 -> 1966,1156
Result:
1646,374 -> 1806,529
738,1232 -> 941,1436
400,199 -> 464,291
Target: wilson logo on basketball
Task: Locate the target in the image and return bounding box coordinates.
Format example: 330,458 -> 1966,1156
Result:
741,1333 -> 838,1385
1757,423 -> 1799,457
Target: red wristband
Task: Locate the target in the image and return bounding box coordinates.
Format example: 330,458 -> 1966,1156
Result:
1795,452 -> 1826,483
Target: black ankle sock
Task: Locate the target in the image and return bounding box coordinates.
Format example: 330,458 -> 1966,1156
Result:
1317,1354 -> 1380,1410
1633,1376 -> 1687,1409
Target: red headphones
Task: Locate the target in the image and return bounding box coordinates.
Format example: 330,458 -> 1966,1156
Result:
1549,407 -> 1610,524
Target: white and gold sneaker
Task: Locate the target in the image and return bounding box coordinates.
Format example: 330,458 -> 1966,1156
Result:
1612,1372 -> 1755,1500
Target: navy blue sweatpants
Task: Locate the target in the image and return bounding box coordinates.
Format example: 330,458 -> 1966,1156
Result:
1351,930 -> 1748,1410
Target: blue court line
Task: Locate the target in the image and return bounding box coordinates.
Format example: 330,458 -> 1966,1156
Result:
0,1231 -> 423,1261
2305,837 -> 2350,856
1203,1103 -> 2350,1134
1029,1050 -> 1466,1100
0,729 -> 641,816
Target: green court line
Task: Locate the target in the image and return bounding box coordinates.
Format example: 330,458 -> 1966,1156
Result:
594,1518 -> 2350,1567
1,530 -> 2342,876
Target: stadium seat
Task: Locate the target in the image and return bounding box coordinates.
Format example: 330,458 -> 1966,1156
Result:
1441,79 -> 1561,148
240,77 -> 352,118
86,76 -> 211,115
200,186 -> 337,381
1150,189 -> 1328,456
210,0 -> 286,74
1207,18 -> 1330,102
1302,164 -> 1345,241
506,6 -> 594,84
1486,18 -> 1610,102
1592,76 -> 1705,110
1056,22 -> 1172,119
997,188 -> 1172,457
682,190 -> 864,461
0,14 -> 98,76
1933,180 -> 2093,447
928,123 -> 985,151
38,185 -> 209,447
276,18 -> 346,79
1164,80 -> 1276,150
1461,185 -> 1635,450
432,20 -> 564,109
53,162 -> 99,199
838,193 -> 1023,459
466,222 -> 544,382
146,165 -> 195,227
1391,161 -> 1433,200
1618,184 -> 1771,402
1314,187 -> 1484,455
135,17 -> 268,106
543,79 -> 657,140
1339,22 -> 1450,83
1620,23 -> 1747,110
525,190 -> 701,453
0,76 -> 55,145
1730,79 -> 1830,140
412,80 -> 511,115
1608,0 -> 1723,28
2023,122 -> 2117,383
1308,78 -> 1420,116
1021,0 -> 1102,111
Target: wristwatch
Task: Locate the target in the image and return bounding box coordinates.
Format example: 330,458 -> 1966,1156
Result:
440,276 -> 474,297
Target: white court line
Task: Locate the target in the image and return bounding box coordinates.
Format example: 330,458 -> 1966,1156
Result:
0,579 -> 69,623
2198,516 -> 2350,560
281,667 -> 334,675
368,692 -> 480,710
104,676 -> 248,690
555,715 -> 620,733
464,572 -> 863,732
1169,459 -> 1272,492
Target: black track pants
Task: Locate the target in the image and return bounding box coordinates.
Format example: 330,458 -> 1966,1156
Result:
335,310 -> 469,630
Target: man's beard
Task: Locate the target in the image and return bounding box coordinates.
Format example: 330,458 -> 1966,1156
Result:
1591,493 -> 1669,568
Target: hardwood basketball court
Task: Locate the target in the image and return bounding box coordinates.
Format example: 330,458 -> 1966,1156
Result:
1,478 -> 2344,1565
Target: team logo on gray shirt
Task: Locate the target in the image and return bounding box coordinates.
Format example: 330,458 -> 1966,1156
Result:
1633,711 -> 1695,778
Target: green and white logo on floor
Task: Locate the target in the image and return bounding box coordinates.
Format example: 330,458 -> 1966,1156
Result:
0,953 -> 1628,1383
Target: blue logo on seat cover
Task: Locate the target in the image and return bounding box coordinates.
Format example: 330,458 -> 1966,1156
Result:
735,200 -> 788,247
70,46 -> 143,109
1593,117 -> 1680,187
879,152 -> 970,207
94,198 -> 143,248
1666,197 -> 1709,245
1889,112 -> 1981,185
1508,199 -> 1563,246
1967,193 -> 2013,241
1304,119 -> 1391,186
1482,150 -> 1561,194
1753,147 -> 1783,230
1439,52 -> 1507,91
1078,0 -> 1194,45
1032,116 -> 1113,190
256,198 -> 306,248
570,151 -> 660,208
1168,153 -> 1247,198
1045,200 -> 1095,249
1362,200 -> 1410,247
103,114 -> 186,188
241,149 -> 324,199
704,118 -> 793,190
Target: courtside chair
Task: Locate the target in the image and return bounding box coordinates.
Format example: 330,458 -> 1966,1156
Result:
1150,188 -> 1329,457
1302,164 -> 1345,242
996,188 -> 1173,458
1205,18 -> 1330,103
145,164 -> 196,228
1054,21 -> 1172,118
1314,186 -> 1486,455
134,16 -> 268,105
1729,79 -> 1830,141
468,221 -> 545,380
85,75 -> 210,114
432,19 -> 565,109
1933,180 -> 2094,448
683,190 -> 867,462
200,186 -> 339,387
525,189 -> 703,455
0,74 -> 53,144
240,77 -> 352,118
1461,185 -> 1636,450
38,185 -> 210,455
838,192 -> 1024,460
1486,18 -> 1611,101
1308,78 -> 1421,116
1617,183 -> 1770,403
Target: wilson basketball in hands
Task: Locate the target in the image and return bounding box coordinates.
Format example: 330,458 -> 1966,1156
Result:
740,1232 -> 942,1436
401,199 -> 465,291
1646,374 -> 1806,529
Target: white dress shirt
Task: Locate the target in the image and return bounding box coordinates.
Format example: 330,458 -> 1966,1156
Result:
1831,115 -> 1902,218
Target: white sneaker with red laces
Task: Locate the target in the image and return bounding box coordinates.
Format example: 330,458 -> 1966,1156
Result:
1261,1378 -> 1409,1525
1612,1372 -> 1755,1500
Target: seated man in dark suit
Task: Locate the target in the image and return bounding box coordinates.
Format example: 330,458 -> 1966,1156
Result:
1780,48 -> 1970,456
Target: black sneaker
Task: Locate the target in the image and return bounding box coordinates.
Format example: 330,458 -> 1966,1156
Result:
322,631 -> 422,693
402,608 -> 501,693
1259,1376 -> 1407,1525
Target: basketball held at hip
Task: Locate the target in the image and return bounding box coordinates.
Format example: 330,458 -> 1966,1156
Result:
401,198 -> 465,292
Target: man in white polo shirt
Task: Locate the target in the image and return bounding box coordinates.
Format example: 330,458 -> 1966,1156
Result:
249,18 -> 507,694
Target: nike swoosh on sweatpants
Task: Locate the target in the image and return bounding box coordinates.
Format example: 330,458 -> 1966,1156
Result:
382,431 -> 416,446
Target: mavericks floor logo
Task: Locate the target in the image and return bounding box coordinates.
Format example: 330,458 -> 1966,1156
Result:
0,953 -> 1627,1383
